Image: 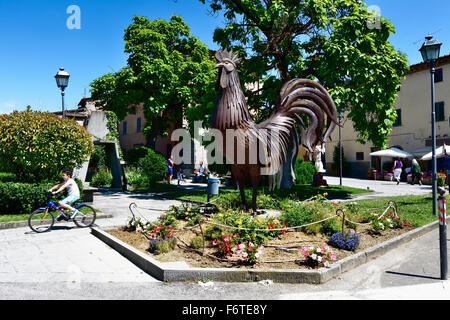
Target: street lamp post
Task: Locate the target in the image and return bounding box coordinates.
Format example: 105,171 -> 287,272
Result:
338,110 -> 345,186
55,68 -> 70,118
419,35 -> 447,280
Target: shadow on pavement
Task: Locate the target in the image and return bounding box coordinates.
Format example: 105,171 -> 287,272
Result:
385,271 -> 441,281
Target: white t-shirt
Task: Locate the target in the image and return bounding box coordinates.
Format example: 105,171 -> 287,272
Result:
65,178 -> 80,197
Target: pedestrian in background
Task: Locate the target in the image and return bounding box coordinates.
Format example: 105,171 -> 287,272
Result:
168,155 -> 174,184
411,158 -> 422,186
392,157 -> 403,185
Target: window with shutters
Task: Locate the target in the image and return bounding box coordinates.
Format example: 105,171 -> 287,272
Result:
137,117 -> 142,133
123,121 -> 127,136
356,152 -> 364,161
393,109 -> 402,127
436,102 -> 445,122
435,68 -> 443,83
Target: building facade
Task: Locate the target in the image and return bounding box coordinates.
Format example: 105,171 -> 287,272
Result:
324,54 -> 450,178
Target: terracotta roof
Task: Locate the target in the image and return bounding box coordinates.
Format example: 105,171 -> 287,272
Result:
78,97 -> 92,106
408,54 -> 450,74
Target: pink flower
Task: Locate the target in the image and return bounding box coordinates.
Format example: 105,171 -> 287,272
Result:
212,239 -> 218,246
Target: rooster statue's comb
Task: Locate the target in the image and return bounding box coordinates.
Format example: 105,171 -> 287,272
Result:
215,48 -> 241,67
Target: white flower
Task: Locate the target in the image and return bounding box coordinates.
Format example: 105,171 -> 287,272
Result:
311,254 -> 317,260
324,261 -> 329,268
317,256 -> 322,262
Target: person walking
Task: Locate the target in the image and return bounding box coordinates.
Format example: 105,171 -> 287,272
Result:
168,155 -> 174,184
392,157 -> 403,185
411,159 -> 422,186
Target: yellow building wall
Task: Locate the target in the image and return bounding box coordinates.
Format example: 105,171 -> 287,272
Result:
324,61 -> 450,178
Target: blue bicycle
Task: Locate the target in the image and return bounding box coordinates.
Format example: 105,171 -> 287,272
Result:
28,192 -> 96,233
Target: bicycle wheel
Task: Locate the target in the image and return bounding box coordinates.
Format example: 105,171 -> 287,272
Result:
28,208 -> 55,233
73,204 -> 96,228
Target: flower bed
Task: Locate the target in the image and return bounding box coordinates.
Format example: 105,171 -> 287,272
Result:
107,196 -> 419,270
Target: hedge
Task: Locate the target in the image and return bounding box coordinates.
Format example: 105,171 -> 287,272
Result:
0,179 -> 84,215
0,173 -> 17,183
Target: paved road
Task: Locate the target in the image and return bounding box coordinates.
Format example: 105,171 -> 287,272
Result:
1,180 -> 449,300
325,175 -> 433,200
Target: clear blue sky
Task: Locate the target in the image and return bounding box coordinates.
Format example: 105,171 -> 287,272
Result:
0,0 -> 449,114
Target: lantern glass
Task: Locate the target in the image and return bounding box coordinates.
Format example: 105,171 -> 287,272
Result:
55,68 -> 70,89
419,35 -> 442,63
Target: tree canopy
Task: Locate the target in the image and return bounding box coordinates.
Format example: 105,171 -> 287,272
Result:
199,0 -> 409,148
90,15 -> 217,147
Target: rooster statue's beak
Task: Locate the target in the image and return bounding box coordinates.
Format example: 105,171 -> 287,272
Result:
214,63 -> 223,69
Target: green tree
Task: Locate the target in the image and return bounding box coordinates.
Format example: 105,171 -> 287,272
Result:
199,0 -> 408,148
331,144 -> 350,176
90,15 -> 217,148
0,110 -> 94,182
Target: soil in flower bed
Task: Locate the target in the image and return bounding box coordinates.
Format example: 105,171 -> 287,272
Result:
107,219 -> 415,270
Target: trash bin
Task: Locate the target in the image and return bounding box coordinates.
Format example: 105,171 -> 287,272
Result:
207,177 -> 220,202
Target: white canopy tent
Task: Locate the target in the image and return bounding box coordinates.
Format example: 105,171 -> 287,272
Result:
411,147 -> 432,158
420,144 -> 450,161
369,147 -> 413,158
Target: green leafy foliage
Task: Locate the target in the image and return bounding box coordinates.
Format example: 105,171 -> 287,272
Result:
294,158 -> 317,185
137,148 -> 168,184
0,110 -> 94,182
89,145 -> 109,170
90,169 -> 113,188
199,0 -> 409,148
0,182 -> 61,215
90,15 -> 217,146
0,173 -> 17,183
123,146 -> 149,167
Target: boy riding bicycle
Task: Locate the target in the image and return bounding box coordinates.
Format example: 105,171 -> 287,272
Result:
48,169 -> 81,221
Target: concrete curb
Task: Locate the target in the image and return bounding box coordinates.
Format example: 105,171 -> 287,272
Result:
0,213 -> 113,231
91,220 -> 439,284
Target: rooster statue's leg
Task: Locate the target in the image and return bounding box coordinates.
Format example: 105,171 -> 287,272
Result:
249,166 -> 261,214
238,181 -> 248,211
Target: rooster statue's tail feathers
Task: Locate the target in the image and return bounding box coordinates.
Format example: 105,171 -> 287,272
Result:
278,79 -> 339,155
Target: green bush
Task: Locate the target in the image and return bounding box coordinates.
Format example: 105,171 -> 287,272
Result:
294,157 -> 317,185
124,146 -> 149,167
438,174 -> 446,187
0,173 -> 17,183
125,167 -> 143,186
0,110 -> 94,182
0,182 -> 58,215
190,236 -> 204,249
138,149 -> 168,184
89,145 -> 109,170
90,169 -> 113,188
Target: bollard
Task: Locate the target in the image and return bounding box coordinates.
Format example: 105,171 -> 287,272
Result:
438,187 -> 448,280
